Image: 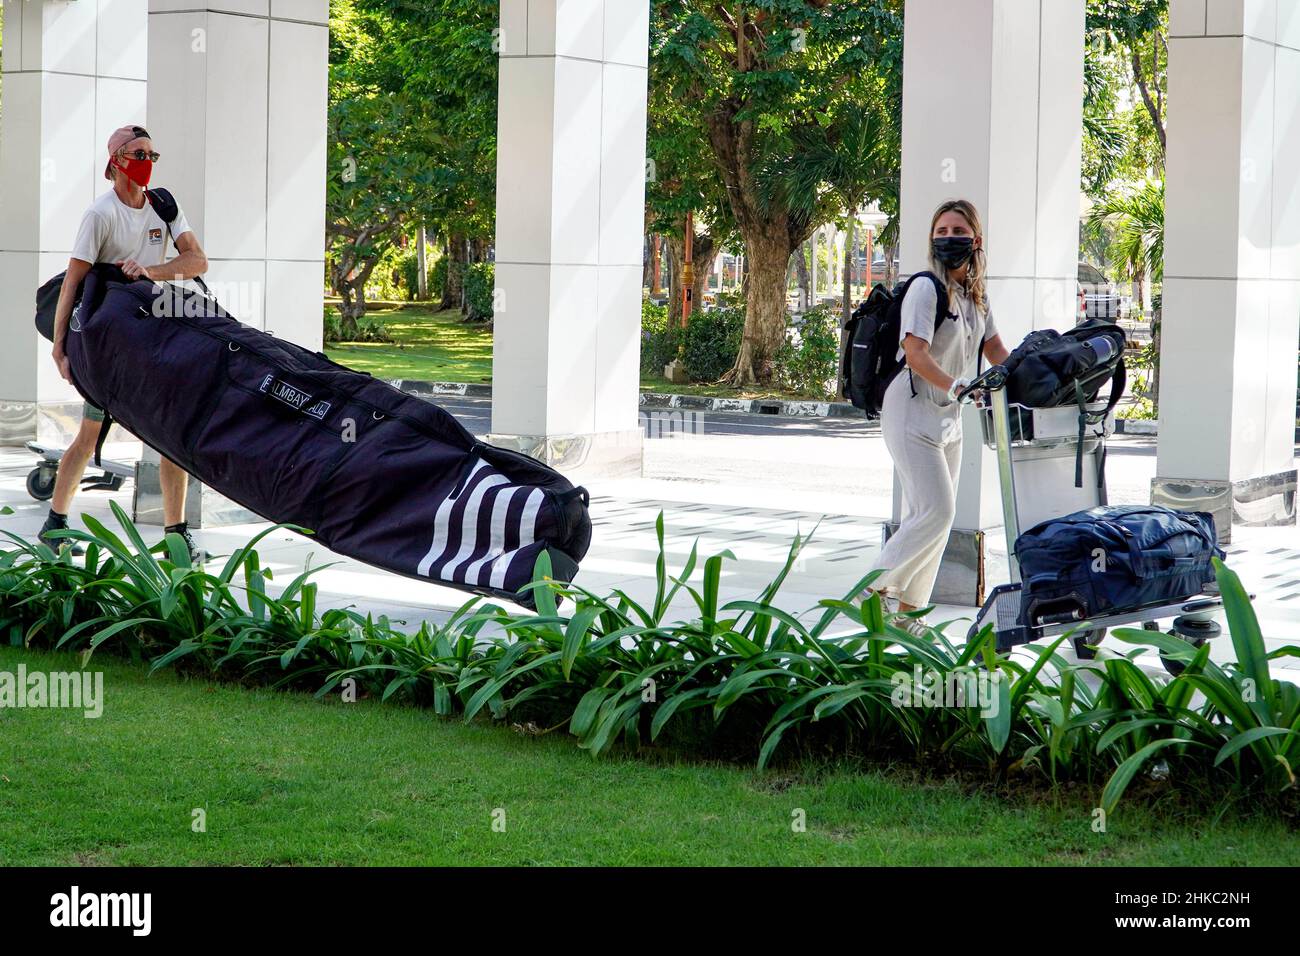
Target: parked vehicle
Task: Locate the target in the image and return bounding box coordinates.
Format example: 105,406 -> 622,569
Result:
1077,261 -> 1123,322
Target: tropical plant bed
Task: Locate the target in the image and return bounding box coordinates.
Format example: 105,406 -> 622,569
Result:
1,504 -> 1297,827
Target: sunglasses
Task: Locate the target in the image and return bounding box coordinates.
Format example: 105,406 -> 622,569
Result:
118,149 -> 161,162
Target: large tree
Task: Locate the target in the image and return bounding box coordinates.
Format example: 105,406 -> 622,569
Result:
327,0 -> 497,332
652,1 -> 902,385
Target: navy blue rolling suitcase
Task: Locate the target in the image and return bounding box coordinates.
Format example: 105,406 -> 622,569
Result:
58,266 -> 592,609
1015,504 -> 1223,626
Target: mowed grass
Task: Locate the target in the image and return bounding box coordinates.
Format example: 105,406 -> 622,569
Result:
320,302 -> 829,401
323,303 -> 493,383
2,647 -> 1296,866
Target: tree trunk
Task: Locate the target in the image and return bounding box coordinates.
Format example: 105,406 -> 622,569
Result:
441,234 -> 467,311
665,235 -> 685,327
885,238 -> 900,287
838,214 -> 856,401
692,242 -> 719,313
794,243 -> 811,312
723,227 -> 791,386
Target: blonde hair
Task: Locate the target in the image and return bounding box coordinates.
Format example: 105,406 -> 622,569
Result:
927,199 -> 987,312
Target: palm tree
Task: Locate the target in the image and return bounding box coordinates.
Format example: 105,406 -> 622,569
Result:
1085,178 -> 1165,413
760,104 -> 900,396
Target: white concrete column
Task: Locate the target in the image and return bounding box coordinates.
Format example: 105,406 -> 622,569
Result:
146,0 -> 329,346
489,0 -> 649,478
0,0 -> 150,444
894,0 -> 1086,604
1154,0 -> 1300,541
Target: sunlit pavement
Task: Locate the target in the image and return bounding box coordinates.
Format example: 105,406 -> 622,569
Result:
2,411 -> 1297,677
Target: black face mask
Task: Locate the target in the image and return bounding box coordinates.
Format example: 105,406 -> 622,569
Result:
932,235 -> 975,269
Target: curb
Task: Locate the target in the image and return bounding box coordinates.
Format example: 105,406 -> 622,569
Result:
395,380 -> 493,398
393,378 -> 1164,431
393,379 -> 865,419
1114,418 -> 1158,436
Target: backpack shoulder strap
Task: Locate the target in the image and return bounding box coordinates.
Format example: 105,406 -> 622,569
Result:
909,270 -> 952,325
145,187 -> 178,224
145,187 -> 212,296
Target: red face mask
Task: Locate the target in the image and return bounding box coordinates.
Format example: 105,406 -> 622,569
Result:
114,156 -> 153,188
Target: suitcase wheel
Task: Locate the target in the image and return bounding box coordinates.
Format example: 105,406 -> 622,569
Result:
26,466 -> 56,501
1158,616 -> 1220,677
1071,627 -> 1105,660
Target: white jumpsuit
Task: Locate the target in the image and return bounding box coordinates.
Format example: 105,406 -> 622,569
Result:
869,277 -> 997,608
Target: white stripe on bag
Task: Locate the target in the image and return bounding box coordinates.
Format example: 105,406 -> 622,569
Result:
462,485 -> 523,585
416,459 -> 487,577
490,488 -> 545,590
440,472 -> 511,582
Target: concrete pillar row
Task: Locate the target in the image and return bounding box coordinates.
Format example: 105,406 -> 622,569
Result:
0,0 -> 151,443
488,0 -> 650,479
1154,0 -> 1300,541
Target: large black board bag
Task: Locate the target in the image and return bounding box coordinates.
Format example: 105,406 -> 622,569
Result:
62,269 -> 592,609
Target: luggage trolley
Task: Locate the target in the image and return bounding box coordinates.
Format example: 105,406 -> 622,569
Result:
957,364 -> 1226,673
24,441 -> 133,502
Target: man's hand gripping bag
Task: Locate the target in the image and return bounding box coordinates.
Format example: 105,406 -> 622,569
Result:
63,272 -> 592,610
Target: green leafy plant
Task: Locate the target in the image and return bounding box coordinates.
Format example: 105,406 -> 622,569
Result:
775,306 -> 840,399
683,306 -> 745,382
640,298 -> 681,375
463,262 -> 495,322
2,503 -> 1296,817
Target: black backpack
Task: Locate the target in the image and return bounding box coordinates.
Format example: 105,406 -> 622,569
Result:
841,271 -> 951,417
1002,317 -> 1128,486
34,187 -> 208,343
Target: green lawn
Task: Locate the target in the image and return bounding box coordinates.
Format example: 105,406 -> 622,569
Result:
322,302 -> 828,401
2,645 -> 1294,866
324,303 -> 494,383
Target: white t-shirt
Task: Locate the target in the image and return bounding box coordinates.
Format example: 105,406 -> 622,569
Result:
70,188 -> 200,292
895,275 -> 997,406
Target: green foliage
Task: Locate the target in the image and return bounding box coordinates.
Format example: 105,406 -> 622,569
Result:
682,307 -> 745,382
3,504 -> 1296,817
324,309 -> 394,344
1086,178 -> 1164,285
396,241 -> 439,301
776,306 -> 840,400
430,256 -> 448,301
640,299 -> 681,375
463,262 -> 495,322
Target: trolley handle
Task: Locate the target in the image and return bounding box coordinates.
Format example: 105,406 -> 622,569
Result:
956,363 -> 1008,404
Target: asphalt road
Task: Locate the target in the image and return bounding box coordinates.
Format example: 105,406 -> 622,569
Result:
433,393 -> 884,440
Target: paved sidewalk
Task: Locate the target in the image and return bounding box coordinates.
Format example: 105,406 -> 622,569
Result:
2,425 -> 1298,674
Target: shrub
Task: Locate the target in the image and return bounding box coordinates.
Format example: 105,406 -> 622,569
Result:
396,243 -> 439,301
683,306 -> 745,382
464,262 -> 495,322
365,244 -> 407,302
776,306 -> 841,400
323,309 -> 394,344
640,299 -> 681,375
431,257 -> 448,301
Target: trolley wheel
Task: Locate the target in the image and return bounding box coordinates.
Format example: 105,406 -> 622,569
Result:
26,466 -> 56,501
1159,615 -> 1220,677
1072,627 -> 1106,660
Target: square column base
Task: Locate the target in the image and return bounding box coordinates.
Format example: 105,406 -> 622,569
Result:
883,522 -> 1000,608
483,428 -> 643,482
132,447 -> 260,529
1151,469 -> 1297,546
